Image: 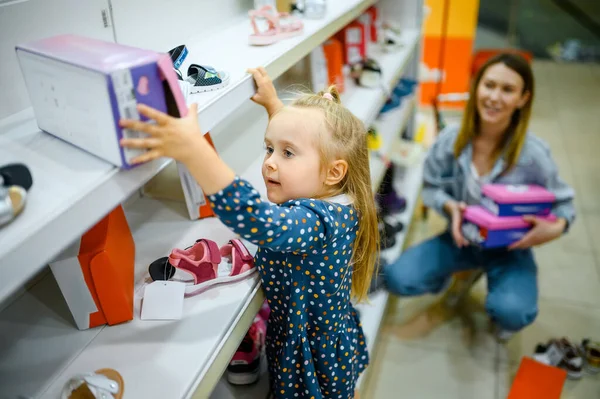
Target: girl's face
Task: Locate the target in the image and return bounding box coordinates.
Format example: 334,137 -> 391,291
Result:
476,62 -> 530,127
262,107 -> 328,204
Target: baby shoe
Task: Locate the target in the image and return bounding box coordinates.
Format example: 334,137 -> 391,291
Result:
227,316 -> 266,385
61,368 -> 124,399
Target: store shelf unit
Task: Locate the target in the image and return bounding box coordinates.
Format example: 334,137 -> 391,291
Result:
0,0 -> 425,398
0,0 -> 379,304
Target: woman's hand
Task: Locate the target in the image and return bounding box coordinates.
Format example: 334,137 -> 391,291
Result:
444,200 -> 469,248
119,103 -> 203,165
508,216 -> 567,250
248,67 -> 283,118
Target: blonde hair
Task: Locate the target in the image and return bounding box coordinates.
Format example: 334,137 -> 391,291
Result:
455,53 -> 535,170
291,86 -> 379,303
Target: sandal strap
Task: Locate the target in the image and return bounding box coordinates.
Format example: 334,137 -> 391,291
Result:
62,373 -> 119,399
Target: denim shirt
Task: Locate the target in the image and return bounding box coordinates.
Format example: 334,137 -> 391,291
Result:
422,125 -> 576,228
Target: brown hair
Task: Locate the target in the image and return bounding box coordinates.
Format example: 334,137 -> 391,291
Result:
291,86 -> 379,302
454,53 -> 535,169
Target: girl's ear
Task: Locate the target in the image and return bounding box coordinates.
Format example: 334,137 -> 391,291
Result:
324,159 -> 348,187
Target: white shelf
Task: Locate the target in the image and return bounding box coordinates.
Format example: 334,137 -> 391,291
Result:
0,3 -> 423,397
369,95 -> 416,188
0,0 -> 379,303
341,29 -> 420,126
355,155 -> 425,391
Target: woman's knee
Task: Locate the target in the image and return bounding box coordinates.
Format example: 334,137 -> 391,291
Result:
486,291 -> 538,331
383,253 -> 431,296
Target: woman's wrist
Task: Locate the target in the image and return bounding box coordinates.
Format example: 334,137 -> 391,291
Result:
554,217 -> 568,234
442,200 -> 457,215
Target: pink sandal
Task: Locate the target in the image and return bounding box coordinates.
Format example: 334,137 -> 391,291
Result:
169,238 -> 222,296
167,239 -> 256,296
220,239 -> 256,280
249,5 -> 304,46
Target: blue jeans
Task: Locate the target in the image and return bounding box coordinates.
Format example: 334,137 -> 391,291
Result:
384,232 -> 538,332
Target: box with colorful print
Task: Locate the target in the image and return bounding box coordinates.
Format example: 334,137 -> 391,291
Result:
462,206 -> 557,248
481,184 -> 555,217
15,34 -> 187,168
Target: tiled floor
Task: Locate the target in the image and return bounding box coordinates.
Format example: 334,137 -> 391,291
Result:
367,61 -> 600,399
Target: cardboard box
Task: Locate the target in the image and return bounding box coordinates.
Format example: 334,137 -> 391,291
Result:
16,34 -> 187,168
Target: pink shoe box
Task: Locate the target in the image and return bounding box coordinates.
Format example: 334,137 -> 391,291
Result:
462,206 -> 557,248
481,184 -> 555,217
16,34 -> 187,168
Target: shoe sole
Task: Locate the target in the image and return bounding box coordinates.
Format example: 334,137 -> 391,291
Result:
226,368 -> 260,385
188,77 -> 231,94
185,267 -> 257,297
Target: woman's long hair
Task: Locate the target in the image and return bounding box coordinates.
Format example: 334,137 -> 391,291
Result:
454,53 -> 535,169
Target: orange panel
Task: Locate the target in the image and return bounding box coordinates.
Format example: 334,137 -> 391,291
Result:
423,0 -> 480,38
419,37 -> 475,107
507,357 -> 566,399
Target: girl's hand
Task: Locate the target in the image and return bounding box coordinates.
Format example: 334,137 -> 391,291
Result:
248,67 -> 283,118
508,216 -> 567,250
119,103 -> 202,165
445,200 -> 469,248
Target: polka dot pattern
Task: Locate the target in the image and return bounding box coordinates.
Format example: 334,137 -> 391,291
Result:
209,177 -> 369,398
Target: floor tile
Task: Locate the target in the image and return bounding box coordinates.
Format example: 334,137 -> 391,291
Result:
371,340 -> 497,399
499,299 -> 600,366
535,248 -> 600,307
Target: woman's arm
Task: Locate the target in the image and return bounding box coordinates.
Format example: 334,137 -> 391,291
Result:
421,126 -> 460,217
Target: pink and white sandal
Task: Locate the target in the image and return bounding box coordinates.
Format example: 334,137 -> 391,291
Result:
249,5 -> 304,46
168,238 -> 222,296
167,238 -> 256,296
220,239 -> 257,281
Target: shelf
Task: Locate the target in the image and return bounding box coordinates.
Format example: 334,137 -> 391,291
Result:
341,29 -> 420,126
369,95 -> 416,188
355,156 -> 425,391
0,0 -> 378,303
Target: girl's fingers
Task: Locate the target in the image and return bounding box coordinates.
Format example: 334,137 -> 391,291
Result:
120,137 -> 161,149
137,104 -> 170,125
130,150 -> 162,165
119,119 -> 160,136
257,66 -> 267,76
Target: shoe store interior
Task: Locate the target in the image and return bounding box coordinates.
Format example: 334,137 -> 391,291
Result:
0,0 -> 599,398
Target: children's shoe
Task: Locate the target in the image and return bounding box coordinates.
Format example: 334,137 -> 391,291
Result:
185,64 -> 230,93
227,317 -> 266,385
248,5 -> 304,46
61,368 -> 124,399
581,339 -> 600,374
533,338 -> 583,379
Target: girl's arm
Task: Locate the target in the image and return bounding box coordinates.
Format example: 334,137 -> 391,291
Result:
209,177 -> 347,254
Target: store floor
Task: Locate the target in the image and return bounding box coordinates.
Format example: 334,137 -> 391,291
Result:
366,60 -> 600,399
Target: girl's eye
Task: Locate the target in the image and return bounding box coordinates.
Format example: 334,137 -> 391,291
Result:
284,150 -> 294,158
485,81 -> 494,89
265,146 -> 274,155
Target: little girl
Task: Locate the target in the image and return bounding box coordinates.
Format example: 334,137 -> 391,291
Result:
120,67 -> 379,398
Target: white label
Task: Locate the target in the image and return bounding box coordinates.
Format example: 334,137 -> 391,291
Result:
346,28 -> 362,44
111,69 -> 145,163
505,185 -> 529,193
141,281 -> 185,320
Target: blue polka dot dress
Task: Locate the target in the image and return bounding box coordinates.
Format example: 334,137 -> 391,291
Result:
209,177 -> 369,399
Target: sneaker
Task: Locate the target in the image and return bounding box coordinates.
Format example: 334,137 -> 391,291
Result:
581,339 -> 600,374
533,338 -> 583,379
227,317 -> 266,385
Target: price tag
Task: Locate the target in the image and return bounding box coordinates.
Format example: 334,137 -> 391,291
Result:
141,281 -> 185,320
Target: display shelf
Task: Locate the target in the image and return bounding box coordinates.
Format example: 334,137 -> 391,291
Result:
355,156 -> 424,391
0,0 -> 379,304
341,29 -> 419,125
369,95 -> 416,188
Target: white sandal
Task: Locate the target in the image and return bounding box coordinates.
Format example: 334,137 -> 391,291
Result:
61,368 -> 124,399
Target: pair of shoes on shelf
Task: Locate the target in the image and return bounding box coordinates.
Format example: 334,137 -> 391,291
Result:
227,311 -> 268,385
0,163 -> 33,228
350,58 -> 383,88
167,44 -> 230,97
249,4 -> 304,46
62,368 -> 124,399
148,238 -> 257,297
291,0 -> 327,19
380,77 -> 417,114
